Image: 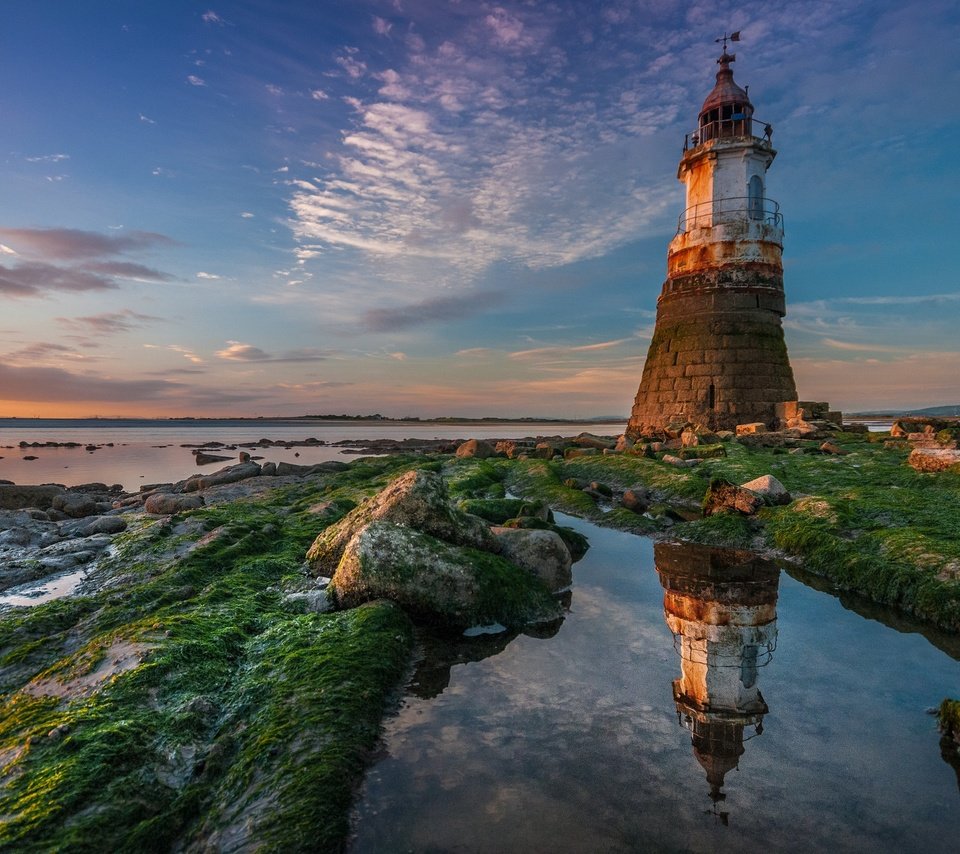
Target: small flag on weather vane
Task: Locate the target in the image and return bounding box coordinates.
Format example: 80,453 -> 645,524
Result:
715,31 -> 741,49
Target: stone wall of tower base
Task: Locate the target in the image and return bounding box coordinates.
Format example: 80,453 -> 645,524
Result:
627,279 -> 797,436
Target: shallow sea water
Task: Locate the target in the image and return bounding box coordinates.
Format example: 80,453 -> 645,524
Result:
0,419 -> 625,491
349,514 -> 960,853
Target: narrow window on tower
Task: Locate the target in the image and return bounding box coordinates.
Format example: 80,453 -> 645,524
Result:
748,174 -> 763,220
708,383 -> 716,410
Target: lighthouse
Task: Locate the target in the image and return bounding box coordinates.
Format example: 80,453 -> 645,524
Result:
627,40 -> 798,437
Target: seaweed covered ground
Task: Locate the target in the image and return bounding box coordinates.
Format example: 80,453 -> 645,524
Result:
2,432 -> 959,850
0,455 -> 430,853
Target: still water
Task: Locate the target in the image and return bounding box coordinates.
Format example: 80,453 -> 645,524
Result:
350,515 -> 960,853
0,419 -> 625,491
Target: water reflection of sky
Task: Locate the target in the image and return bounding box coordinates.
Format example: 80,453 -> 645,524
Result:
350,516 -> 960,853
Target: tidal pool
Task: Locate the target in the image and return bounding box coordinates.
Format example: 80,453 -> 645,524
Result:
349,515 -> 960,853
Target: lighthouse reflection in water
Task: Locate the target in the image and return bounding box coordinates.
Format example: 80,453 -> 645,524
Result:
655,542 -> 780,823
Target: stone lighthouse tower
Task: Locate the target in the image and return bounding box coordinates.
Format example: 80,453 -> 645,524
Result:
627,41 -> 797,437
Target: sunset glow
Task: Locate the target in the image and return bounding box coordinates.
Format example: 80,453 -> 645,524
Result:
2,1 -> 957,417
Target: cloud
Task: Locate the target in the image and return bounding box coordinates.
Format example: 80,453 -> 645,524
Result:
373,16 -> 393,36
202,10 -> 224,25
0,361 -> 264,408
287,12 -> 681,296
187,75 -> 207,87
820,337 -> 907,354
266,83 -> 284,96
311,89 -> 329,100
215,341 -> 333,362
165,344 -> 204,365
455,347 -> 496,358
362,291 -> 506,332
509,338 -> 632,359
57,310 -> 162,335
484,7 -> 537,49
0,362 -> 180,403
196,271 -> 222,279
0,227 -> 175,260
0,262 -> 115,297
3,342 -> 95,364
139,113 -> 156,124
240,211 -> 255,218
80,261 -> 172,281
335,48 -> 366,79
25,153 -> 70,163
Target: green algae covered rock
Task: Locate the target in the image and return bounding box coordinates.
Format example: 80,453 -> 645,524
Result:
306,469 -> 498,575
329,520 -> 559,630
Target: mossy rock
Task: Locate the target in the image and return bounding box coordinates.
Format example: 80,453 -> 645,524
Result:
458,498 -> 528,524
940,698 -> 960,742
306,469 -> 498,575
458,497 -> 553,525
330,521 -> 560,630
677,443 -> 727,460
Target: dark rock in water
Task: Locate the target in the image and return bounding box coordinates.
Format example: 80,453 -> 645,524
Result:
140,483 -> 175,493
195,451 -> 232,466
490,527 -> 572,592
23,455 -> 38,461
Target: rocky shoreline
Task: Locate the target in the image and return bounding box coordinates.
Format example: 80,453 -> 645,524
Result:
1,421 -> 958,850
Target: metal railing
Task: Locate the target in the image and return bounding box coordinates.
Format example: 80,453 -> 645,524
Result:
683,117 -> 774,151
677,195 -> 783,233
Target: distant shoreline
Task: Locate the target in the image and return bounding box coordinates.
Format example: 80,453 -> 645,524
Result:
0,416 -> 629,426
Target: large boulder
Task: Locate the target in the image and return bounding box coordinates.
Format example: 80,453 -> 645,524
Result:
572,433 -> 615,450
76,515 -> 128,536
703,479 -> 765,516
740,475 -> 792,505
0,484 -> 65,510
181,462 -> 262,492
51,493 -> 100,518
144,493 -> 206,514
455,438 -> 495,459
306,469 -> 498,575
329,521 -> 558,630
274,460 -> 348,477
621,488 -> 650,514
490,527 -> 572,592
908,448 -> 960,473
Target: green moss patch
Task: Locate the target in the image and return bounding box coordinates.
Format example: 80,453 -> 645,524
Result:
0,462 -> 418,853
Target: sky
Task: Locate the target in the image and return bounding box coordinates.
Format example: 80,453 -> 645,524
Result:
1,0 -> 958,418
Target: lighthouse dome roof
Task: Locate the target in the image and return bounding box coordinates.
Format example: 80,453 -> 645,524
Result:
699,52 -> 752,117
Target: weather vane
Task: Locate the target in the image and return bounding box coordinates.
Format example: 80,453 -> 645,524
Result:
715,30 -> 741,51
